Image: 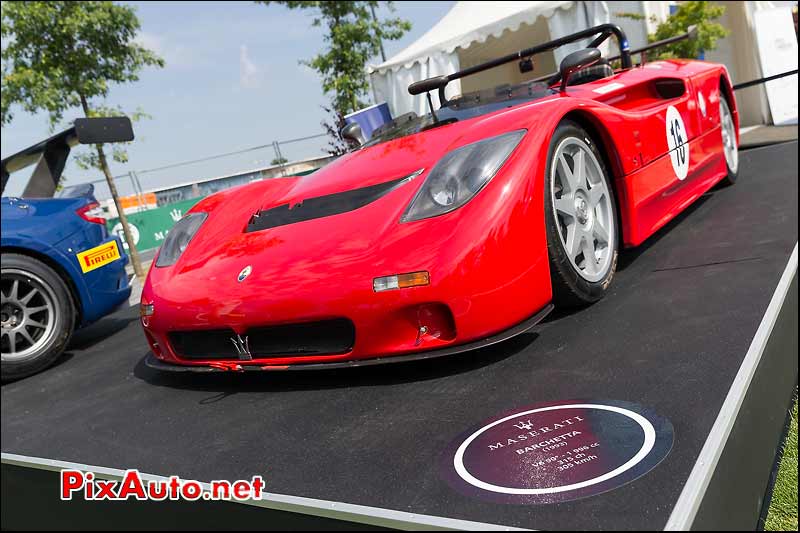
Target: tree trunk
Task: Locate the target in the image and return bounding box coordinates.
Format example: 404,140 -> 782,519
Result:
80,94 -> 145,280
369,4 -> 386,62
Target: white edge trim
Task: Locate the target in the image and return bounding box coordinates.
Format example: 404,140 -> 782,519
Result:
1,452 -> 527,532
664,242 -> 798,530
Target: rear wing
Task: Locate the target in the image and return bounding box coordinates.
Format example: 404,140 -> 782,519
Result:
1,117 -> 134,198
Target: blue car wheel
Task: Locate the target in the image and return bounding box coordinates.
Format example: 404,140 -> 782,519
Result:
1,253 -> 75,380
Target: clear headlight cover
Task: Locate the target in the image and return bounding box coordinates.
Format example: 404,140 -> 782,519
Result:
155,212 -> 207,267
401,129 -> 526,222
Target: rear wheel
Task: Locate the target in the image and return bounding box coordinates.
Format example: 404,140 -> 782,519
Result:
1,253 -> 75,380
544,121 -> 619,307
719,96 -> 739,185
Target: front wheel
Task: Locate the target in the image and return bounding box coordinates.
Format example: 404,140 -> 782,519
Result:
1,253 -> 75,380
544,120 -> 619,307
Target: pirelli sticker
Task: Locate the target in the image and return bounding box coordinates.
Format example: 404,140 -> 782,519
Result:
77,241 -> 121,273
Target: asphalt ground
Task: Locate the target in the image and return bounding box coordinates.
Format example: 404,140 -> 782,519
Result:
2,142 -> 798,530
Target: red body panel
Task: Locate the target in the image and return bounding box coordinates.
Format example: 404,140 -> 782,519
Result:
141,59 -> 737,369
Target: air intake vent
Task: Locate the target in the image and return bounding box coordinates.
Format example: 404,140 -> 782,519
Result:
168,319 -> 356,360
245,173 -> 419,232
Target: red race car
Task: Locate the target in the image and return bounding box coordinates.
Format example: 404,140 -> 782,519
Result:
141,24 -> 739,372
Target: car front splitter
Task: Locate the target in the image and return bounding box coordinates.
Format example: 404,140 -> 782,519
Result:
144,303 -> 554,372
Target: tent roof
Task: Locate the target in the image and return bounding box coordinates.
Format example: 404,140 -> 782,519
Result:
368,1 -> 575,74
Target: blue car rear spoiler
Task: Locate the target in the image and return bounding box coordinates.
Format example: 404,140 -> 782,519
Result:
0,117 -> 134,198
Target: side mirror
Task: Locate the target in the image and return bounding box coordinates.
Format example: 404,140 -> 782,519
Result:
340,122 -> 365,147
74,117 -> 134,144
519,57 -> 535,74
559,48 -> 601,92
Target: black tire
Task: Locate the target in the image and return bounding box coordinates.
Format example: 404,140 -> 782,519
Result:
1,253 -> 75,381
544,120 -> 619,307
719,94 -> 739,186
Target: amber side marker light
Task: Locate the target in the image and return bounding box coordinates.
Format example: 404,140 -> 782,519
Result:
373,271 -> 430,292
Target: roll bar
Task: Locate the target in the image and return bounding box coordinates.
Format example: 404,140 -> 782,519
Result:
408,23 -> 631,106
533,25 -> 700,83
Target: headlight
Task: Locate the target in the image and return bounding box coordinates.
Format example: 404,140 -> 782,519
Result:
155,212 -> 207,267
402,130 -> 526,222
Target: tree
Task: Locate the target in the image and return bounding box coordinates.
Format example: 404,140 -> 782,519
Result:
616,1 -> 729,60
320,103 -> 348,156
1,1 -> 164,278
258,1 -> 410,150
270,156 -> 288,165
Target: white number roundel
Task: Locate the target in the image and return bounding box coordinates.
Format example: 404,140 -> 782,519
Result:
665,105 -> 689,180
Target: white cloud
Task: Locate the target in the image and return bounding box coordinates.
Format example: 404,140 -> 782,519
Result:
239,44 -> 261,89
134,31 -> 196,69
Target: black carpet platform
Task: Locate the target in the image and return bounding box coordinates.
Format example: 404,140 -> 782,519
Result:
2,142 -> 797,531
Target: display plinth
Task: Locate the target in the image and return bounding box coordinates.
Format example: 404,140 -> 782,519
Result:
2,142 -> 798,531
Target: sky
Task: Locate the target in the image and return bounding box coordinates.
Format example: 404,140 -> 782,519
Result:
1,1 -> 454,198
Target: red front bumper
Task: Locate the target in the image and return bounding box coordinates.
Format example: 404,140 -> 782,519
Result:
143,304 -> 553,372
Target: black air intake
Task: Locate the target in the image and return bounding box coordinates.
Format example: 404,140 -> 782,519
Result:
168,319 -> 356,360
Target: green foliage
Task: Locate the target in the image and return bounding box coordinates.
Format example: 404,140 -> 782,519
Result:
651,1 -> 728,59
321,103 -> 348,156
73,104 -> 151,170
1,1 -> 164,126
270,156 -> 289,165
618,1 -> 729,60
765,393 -> 798,531
259,1 -> 410,116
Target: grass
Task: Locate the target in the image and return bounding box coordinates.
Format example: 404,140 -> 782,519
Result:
765,393 -> 798,531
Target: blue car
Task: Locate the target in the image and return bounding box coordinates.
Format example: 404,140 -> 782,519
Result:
1,118 -> 134,379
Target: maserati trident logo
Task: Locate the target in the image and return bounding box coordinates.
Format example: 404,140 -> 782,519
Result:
230,334 -> 252,360
237,265 -> 252,282
513,420 -> 534,431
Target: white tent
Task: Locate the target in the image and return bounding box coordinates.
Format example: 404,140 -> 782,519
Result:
368,1 -> 793,125
703,0 -> 798,126
368,1 -> 612,117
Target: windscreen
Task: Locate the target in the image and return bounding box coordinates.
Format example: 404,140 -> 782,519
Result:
363,81 -> 553,148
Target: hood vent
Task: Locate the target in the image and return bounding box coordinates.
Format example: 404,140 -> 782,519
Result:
245,169 -> 422,233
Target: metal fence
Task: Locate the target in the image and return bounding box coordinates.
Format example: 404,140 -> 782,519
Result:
80,132 -> 330,205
